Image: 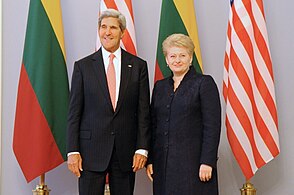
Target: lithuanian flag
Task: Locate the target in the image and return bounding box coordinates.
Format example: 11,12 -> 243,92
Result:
154,0 -> 203,81
13,0 -> 69,182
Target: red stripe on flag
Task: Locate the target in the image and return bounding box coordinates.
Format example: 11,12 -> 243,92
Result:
154,61 -> 164,82
13,64 -> 64,182
103,0 -> 118,9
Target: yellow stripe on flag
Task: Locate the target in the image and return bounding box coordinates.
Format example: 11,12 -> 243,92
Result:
174,0 -> 202,69
41,0 -> 66,58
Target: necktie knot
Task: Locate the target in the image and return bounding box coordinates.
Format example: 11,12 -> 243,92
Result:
109,53 -> 115,63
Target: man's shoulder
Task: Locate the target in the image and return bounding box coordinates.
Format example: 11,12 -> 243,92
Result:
122,49 -> 146,64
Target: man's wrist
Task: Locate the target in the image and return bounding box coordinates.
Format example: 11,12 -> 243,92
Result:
135,149 -> 148,157
67,152 -> 80,157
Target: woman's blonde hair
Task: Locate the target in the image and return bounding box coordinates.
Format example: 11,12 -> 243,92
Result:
162,33 -> 195,57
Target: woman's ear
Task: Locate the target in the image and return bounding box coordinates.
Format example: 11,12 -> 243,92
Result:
165,57 -> 169,67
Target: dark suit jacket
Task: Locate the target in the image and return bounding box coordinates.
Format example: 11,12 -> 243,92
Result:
150,67 -> 221,195
67,48 -> 151,172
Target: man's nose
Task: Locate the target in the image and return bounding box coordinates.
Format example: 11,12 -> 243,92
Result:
105,27 -> 111,35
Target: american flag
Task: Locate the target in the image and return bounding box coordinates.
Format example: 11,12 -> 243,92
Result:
96,0 -> 137,55
223,0 -> 280,180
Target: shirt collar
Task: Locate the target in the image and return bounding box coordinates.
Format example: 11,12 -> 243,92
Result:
101,46 -> 121,60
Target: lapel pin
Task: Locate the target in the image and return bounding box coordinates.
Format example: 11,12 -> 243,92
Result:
128,64 -> 132,68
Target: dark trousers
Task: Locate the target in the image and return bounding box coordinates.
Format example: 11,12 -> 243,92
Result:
78,148 -> 135,195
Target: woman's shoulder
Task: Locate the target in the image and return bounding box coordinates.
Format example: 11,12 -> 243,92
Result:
154,77 -> 171,86
193,72 -> 215,83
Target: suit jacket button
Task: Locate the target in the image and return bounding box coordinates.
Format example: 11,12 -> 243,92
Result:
111,132 -> 115,135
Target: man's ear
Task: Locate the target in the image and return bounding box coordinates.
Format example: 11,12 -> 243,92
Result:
121,30 -> 125,39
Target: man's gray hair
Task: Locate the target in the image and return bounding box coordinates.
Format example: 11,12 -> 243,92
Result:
98,9 -> 126,31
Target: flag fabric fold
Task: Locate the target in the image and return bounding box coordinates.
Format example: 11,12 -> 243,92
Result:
13,0 -> 69,182
154,0 -> 203,81
223,0 -> 280,180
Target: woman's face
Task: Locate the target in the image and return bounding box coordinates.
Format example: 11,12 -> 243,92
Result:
165,46 -> 192,77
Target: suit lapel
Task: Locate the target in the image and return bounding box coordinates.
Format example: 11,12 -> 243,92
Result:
115,49 -> 132,114
91,49 -> 113,110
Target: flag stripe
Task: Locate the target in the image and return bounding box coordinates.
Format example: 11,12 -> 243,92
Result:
223,0 -> 279,180
154,0 -> 202,82
13,65 -> 64,182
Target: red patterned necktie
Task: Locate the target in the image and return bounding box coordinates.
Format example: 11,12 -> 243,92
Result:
106,53 -> 116,109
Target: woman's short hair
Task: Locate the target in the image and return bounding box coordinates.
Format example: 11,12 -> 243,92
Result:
98,9 -> 126,31
162,33 -> 195,57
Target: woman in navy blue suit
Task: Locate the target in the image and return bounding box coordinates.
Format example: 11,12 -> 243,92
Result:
146,34 -> 221,195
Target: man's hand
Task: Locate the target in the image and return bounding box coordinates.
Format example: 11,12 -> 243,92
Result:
67,154 -> 83,177
199,164 -> 212,182
146,164 -> 153,181
132,153 -> 147,172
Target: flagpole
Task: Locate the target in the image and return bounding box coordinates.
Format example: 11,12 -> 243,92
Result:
104,183 -> 110,195
240,180 -> 256,195
32,174 -> 50,195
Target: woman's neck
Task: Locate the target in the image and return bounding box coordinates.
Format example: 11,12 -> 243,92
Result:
172,74 -> 184,91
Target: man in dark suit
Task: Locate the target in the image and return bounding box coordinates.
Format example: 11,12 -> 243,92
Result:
66,9 -> 151,195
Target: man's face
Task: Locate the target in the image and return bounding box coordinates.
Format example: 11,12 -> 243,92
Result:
99,17 -> 124,53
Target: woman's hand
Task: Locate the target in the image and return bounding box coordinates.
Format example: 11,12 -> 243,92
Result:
199,164 -> 212,182
146,164 -> 154,181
